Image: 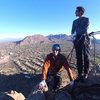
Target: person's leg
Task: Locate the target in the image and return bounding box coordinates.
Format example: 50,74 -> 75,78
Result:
46,74 -> 61,91
74,41 -> 83,80
53,74 -> 62,91
83,44 -> 90,79
46,75 -> 55,91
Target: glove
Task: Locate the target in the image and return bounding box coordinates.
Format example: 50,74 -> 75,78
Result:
39,80 -> 46,89
70,80 -> 74,86
39,80 -> 48,91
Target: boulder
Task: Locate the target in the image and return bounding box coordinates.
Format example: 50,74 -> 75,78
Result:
0,90 -> 25,100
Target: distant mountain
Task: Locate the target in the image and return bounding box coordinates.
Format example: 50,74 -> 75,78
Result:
14,34 -> 100,45
17,34 -> 51,45
47,34 -> 71,41
16,34 -> 72,45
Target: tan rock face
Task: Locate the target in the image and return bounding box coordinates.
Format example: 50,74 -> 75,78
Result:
7,91 -> 25,100
0,91 -> 25,100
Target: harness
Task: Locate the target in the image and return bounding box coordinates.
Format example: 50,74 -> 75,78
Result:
68,31 -> 100,67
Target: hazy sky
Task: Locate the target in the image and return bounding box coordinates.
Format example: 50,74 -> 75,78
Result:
0,0 -> 100,39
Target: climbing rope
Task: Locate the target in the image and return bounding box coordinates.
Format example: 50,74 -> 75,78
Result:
67,31 -> 100,67
89,31 -> 100,66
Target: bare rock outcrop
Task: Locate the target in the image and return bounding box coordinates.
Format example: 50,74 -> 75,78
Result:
18,35 -> 51,45
0,90 -> 25,100
26,85 -> 72,100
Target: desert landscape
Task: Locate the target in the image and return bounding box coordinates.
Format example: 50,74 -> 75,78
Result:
0,34 -> 100,100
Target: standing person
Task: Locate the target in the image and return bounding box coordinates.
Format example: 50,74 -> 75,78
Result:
71,6 -> 90,81
39,44 -> 74,91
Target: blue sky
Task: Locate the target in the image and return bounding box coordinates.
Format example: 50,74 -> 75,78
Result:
0,0 -> 100,39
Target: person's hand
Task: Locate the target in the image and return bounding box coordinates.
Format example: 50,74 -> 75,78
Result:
71,32 -> 76,41
39,80 -> 48,91
39,80 -> 46,90
70,80 -> 74,86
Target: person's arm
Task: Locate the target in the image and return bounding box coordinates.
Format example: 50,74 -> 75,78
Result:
63,58 -> 74,81
65,64 -> 74,81
71,20 -> 76,35
39,55 -> 50,91
42,55 -> 50,80
84,18 -> 89,33
71,20 -> 77,40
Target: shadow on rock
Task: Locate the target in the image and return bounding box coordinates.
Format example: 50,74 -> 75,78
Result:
0,73 -> 41,97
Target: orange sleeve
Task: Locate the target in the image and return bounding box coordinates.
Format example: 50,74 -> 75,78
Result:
42,56 -> 50,80
66,65 -> 74,81
63,59 -> 74,81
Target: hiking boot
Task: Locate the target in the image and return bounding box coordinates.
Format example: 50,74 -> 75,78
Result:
80,74 -> 88,83
84,74 -> 88,79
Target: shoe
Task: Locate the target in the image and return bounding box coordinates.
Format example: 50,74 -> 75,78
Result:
80,74 -> 88,83
84,74 -> 88,79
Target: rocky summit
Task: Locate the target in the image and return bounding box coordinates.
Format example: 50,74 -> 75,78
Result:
0,35 -> 100,100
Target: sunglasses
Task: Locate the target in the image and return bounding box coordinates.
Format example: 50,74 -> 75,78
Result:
52,49 -> 59,51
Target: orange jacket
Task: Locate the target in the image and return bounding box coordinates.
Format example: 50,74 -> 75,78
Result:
42,53 -> 74,81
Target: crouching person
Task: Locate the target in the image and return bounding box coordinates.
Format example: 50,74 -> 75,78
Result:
39,44 -> 74,92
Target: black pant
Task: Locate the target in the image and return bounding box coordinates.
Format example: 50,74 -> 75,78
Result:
74,35 -> 90,76
46,74 -> 61,91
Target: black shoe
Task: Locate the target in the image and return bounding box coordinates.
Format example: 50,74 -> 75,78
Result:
80,74 -> 88,83
84,74 -> 88,79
